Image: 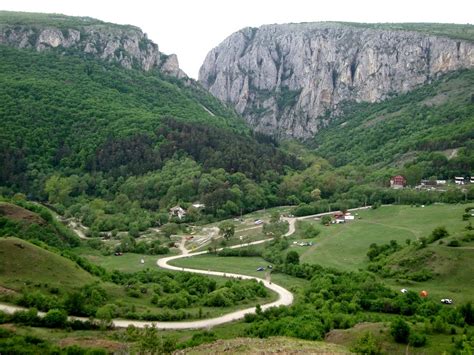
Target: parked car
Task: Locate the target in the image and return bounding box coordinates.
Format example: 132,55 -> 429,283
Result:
400,288 -> 408,293
441,298 -> 453,304
256,266 -> 265,271
254,220 -> 263,225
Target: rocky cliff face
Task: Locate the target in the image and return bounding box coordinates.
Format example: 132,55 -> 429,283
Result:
199,23 -> 474,138
0,21 -> 186,78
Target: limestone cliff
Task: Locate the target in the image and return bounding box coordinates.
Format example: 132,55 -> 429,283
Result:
199,23 -> 474,138
0,13 -> 186,78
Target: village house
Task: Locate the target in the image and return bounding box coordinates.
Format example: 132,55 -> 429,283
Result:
390,175 -> 406,189
169,205 -> 186,220
333,213 -> 346,224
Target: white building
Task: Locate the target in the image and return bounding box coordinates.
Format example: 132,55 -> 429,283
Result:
169,206 -> 186,219
455,177 -> 465,185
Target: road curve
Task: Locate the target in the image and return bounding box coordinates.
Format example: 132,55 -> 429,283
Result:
0,237 -> 292,330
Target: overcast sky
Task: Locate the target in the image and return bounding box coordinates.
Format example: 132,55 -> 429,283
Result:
1,0 -> 473,78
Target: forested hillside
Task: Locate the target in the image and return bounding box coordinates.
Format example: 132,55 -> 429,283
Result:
313,70 -> 474,175
0,42 -> 306,231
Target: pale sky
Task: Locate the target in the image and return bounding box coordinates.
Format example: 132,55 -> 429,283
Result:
1,0 -> 473,78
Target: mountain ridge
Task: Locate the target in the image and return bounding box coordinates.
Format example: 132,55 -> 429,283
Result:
0,11 -> 187,78
199,22 -> 474,138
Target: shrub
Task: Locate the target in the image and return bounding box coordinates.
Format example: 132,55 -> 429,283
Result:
351,332 -> 382,354
43,309 -> 68,328
409,332 -> 427,347
447,240 -> 461,247
297,221 -> 321,238
321,215 -> 332,225
390,318 -> 411,343
460,302 -> 474,325
428,226 -> 449,243
285,251 -> 300,265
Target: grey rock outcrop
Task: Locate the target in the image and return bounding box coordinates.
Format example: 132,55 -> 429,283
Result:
0,21 -> 186,77
199,23 -> 474,138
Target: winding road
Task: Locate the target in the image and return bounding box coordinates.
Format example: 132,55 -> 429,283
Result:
0,206 -> 371,329
0,236 -> 292,330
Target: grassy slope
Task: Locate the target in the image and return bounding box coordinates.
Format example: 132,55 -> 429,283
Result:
0,237 -> 95,291
297,204 -> 466,270
384,244 -> 474,304
313,70 -> 474,167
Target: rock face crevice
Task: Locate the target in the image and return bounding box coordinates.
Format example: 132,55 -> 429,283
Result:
199,23 -> 474,138
0,22 -> 186,78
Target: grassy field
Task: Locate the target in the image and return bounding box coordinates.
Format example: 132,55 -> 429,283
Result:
76,246 -> 164,273
295,204 -> 467,270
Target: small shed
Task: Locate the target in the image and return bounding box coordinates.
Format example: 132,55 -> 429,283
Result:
344,212 -> 355,221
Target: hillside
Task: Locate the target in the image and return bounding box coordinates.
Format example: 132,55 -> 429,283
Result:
0,14 -> 304,229
312,69 -> 474,169
0,201 -> 79,248
199,22 -> 473,139
0,237 -> 95,292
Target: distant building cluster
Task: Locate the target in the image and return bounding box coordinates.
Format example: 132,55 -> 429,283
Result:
390,175 -> 474,189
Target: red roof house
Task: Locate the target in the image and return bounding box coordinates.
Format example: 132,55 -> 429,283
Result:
390,175 -> 406,189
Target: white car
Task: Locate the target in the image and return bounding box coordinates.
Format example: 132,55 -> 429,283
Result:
401,288 -> 408,293
441,298 -> 453,304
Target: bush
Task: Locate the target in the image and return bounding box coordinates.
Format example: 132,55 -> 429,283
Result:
409,332 -> 427,347
390,318 -> 411,343
297,221 -> 321,238
447,240 -> 461,247
285,251 -> 300,265
43,309 -> 68,328
460,302 -> 474,325
351,332 -> 382,354
321,215 -> 332,225
428,226 -> 449,243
